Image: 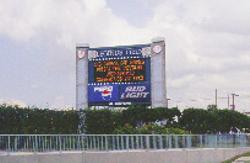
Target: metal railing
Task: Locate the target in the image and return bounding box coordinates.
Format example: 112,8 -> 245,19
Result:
0,134 -> 249,152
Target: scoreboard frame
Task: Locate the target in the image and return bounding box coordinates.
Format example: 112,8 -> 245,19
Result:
76,38 -> 167,109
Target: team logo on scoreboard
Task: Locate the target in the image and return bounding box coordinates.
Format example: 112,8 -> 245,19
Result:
77,49 -> 87,59
94,86 -> 113,101
152,45 -> 162,54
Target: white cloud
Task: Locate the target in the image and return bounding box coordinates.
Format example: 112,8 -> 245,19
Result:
169,74 -> 195,89
146,0 -> 250,110
0,0 -> 153,46
0,98 -> 27,107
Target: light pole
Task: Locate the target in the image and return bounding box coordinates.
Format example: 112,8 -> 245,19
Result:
166,98 -> 171,108
231,93 -> 239,111
215,88 -> 218,108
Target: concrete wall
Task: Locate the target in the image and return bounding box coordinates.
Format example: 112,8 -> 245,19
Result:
1,148 -> 250,163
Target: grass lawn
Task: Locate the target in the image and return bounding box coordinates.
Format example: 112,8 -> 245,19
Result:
222,152 -> 250,163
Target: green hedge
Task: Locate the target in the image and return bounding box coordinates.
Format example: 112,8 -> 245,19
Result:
0,104 -> 78,134
1,104 -> 250,134
113,124 -> 186,134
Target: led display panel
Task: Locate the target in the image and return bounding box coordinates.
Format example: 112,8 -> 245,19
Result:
87,45 -> 151,106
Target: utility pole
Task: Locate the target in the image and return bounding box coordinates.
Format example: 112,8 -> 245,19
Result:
231,93 -> 239,111
166,98 -> 171,109
215,88 -> 218,108
227,94 -> 230,109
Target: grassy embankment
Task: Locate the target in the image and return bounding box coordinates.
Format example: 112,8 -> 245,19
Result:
222,152 -> 250,163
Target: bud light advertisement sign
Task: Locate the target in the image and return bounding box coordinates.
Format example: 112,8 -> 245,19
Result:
120,85 -> 150,102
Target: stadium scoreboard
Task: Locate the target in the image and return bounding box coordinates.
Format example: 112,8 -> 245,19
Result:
87,45 -> 151,106
76,38 -> 167,109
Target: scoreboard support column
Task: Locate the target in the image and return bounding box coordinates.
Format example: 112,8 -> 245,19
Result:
151,38 -> 168,108
76,44 -> 89,110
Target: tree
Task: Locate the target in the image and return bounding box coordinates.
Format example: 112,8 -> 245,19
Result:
212,109 -> 250,133
84,109 -> 116,134
122,105 -> 148,127
180,108 -> 216,134
207,104 -> 217,111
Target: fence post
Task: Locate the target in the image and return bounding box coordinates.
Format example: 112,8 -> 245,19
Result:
131,136 -> 135,150
8,136 -> 11,153
100,136 -> 103,151
186,135 -> 191,148
152,135 -> 156,149
105,135 -> 109,151
35,136 -> 38,153
86,136 -> 89,151
116,136 -> 120,150
112,136 -> 115,150
199,135 -> 203,148
146,135 -> 150,150
59,136 -> 62,153
215,135 -> 218,148
97,136 -> 100,150
81,135 -> 84,151
174,136 -> 178,148
140,136 -> 143,149
159,135 -> 163,149
126,136 -> 129,151
121,135 -> 124,150
14,136 -> 17,152
136,136 -> 139,149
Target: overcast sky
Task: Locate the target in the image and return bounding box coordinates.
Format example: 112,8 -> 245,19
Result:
0,0 -> 250,111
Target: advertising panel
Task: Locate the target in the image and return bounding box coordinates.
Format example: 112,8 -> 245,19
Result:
88,84 -> 151,106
